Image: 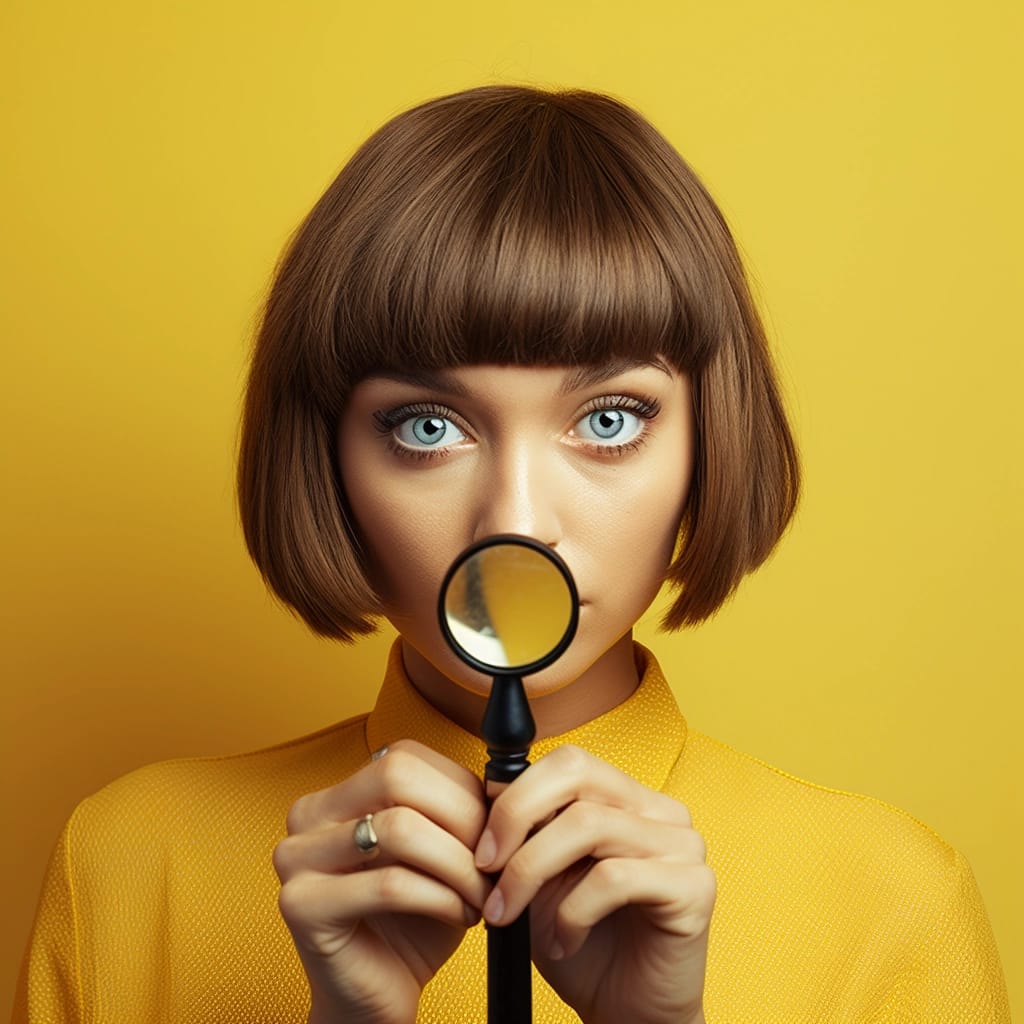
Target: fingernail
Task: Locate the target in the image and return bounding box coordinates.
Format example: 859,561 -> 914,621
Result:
483,887 -> 504,925
549,939 -> 565,961
475,829 -> 497,869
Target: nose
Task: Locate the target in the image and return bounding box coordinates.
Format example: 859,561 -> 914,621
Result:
471,442 -> 563,548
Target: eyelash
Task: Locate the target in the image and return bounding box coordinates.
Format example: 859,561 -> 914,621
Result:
373,403 -> 468,461
372,395 -> 662,461
572,395 -> 661,456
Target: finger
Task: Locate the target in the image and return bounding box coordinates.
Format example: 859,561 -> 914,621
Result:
483,803 -> 704,924
278,865 -> 480,951
288,739 -> 486,848
550,859 -> 717,959
274,808 -> 492,910
288,738 -> 481,829
478,745 -> 691,869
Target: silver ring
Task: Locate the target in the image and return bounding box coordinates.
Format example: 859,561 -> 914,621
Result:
370,745 -> 389,762
354,813 -> 379,855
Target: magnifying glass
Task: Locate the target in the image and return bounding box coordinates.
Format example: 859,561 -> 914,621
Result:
438,534 -> 579,1024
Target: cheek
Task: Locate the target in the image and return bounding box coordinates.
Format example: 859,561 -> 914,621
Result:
343,478 -> 460,612
339,468 -> 401,597
656,423 -> 696,545
618,450 -> 693,582
629,448 -> 692,542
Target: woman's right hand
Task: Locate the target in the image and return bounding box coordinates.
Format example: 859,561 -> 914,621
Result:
273,739 -> 491,1024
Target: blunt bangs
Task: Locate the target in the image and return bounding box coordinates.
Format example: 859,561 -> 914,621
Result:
279,87 -> 741,420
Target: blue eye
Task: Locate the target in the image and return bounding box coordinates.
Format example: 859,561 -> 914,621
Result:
395,415 -> 467,449
574,408 -> 644,445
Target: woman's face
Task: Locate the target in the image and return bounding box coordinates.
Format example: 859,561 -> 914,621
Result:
338,360 -> 695,702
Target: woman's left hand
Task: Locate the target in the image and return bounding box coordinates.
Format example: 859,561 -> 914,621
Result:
476,745 -> 714,1024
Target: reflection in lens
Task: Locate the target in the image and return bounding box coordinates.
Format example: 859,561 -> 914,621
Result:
441,538 -> 577,674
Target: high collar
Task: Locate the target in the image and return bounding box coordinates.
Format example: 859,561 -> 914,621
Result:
364,641 -> 687,791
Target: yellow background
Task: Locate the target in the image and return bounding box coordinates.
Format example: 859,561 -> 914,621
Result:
2,0 -> 1020,1016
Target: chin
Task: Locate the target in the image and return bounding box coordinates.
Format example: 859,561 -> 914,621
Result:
521,657 -> 591,699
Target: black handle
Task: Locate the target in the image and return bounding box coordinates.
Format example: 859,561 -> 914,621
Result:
487,909 -> 532,1024
482,675 -> 535,785
482,673 -> 534,1023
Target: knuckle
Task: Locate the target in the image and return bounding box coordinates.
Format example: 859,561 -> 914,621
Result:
554,892 -> 586,932
643,791 -> 692,828
693,863 -> 717,909
384,805 -> 417,847
386,737 -> 420,757
285,793 -> 313,835
501,851 -> 535,892
486,796 -> 515,835
689,830 -> 707,862
276,875 -> 314,928
373,865 -> 412,904
563,800 -> 604,835
669,799 -> 693,828
487,783 -> 523,831
550,743 -> 590,778
272,835 -> 300,880
678,864 -> 717,932
374,747 -> 416,802
589,856 -> 628,890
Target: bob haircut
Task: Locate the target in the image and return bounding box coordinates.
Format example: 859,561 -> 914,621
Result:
238,85 -> 799,641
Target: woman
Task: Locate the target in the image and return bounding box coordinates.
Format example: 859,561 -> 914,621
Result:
15,86 -> 1009,1023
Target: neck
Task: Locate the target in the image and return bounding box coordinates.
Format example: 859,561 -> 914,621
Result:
401,633 -> 642,740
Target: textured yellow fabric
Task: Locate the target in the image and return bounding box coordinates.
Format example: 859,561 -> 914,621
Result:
13,644 -> 1009,1023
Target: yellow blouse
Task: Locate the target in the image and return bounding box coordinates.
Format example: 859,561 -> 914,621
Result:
13,644 -> 1009,1023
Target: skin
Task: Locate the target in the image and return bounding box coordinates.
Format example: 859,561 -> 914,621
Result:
275,361 -> 714,1024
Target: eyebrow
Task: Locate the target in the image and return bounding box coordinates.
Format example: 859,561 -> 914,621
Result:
370,368 -> 473,396
556,356 -> 673,395
370,357 -> 672,397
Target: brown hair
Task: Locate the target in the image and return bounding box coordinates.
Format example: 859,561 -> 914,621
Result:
238,85 -> 799,640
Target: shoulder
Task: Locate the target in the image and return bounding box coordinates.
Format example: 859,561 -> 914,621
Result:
63,712 -> 371,879
667,729 -> 976,944
80,711 -> 369,806
676,729 -> 958,883
673,733 -> 1010,1020
18,716 -> 372,1021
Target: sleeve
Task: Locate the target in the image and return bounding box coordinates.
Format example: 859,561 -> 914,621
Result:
894,848 -> 1011,1023
11,814 -> 85,1024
